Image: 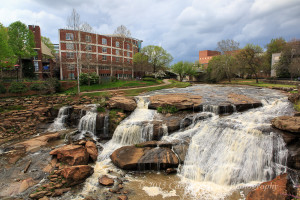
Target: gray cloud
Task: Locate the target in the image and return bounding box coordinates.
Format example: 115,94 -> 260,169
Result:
1,0 -> 300,63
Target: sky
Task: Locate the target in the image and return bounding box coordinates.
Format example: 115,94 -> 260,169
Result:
1,0 -> 300,63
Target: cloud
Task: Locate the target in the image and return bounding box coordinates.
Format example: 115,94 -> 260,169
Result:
1,0 -> 300,63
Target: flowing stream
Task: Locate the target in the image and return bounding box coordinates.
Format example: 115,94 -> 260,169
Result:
78,104 -> 99,140
47,106 -> 71,132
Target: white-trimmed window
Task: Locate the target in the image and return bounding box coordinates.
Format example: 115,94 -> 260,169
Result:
86,35 -> 91,42
66,52 -> 74,59
116,41 -> 120,47
69,73 -> 75,79
116,57 -> 120,62
102,55 -> 107,61
127,52 -> 130,57
66,43 -> 74,50
102,38 -> 107,45
116,50 -> 120,55
87,53 -> 92,60
67,64 -> 75,70
66,33 -> 73,40
102,47 -> 107,53
87,45 -> 92,51
127,44 -> 130,50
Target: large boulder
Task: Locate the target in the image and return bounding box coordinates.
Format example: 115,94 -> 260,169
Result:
149,93 -> 202,110
110,143 -> 179,170
50,144 -> 89,165
61,165 -> 94,186
108,96 -> 137,111
246,173 -> 296,200
272,116 -> 300,133
85,141 -> 98,162
99,175 -> 114,186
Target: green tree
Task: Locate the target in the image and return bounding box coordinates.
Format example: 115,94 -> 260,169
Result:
141,45 -> 173,73
216,39 -> 240,82
0,23 -> 16,74
133,52 -> 151,74
265,37 -> 286,75
7,21 -> 36,79
236,44 -> 263,83
171,61 -> 196,81
41,36 -> 55,55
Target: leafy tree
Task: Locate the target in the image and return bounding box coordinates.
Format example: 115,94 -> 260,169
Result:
265,37 -> 286,74
236,44 -> 263,83
171,61 -> 196,81
215,39 -> 240,82
7,21 -> 36,79
0,23 -> 16,70
141,45 -> 173,73
289,57 -> 300,78
133,52 -> 151,75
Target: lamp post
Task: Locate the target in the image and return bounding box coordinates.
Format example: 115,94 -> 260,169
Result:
14,64 -> 20,82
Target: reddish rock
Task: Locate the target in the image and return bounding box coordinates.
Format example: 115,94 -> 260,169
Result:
85,141 -> 98,162
99,175 -> 114,186
272,116 -> 300,133
19,178 -> 36,193
246,173 -> 295,200
50,144 -> 89,166
118,195 -> 128,200
61,165 -> 94,186
108,96 -> 137,111
52,188 -> 71,197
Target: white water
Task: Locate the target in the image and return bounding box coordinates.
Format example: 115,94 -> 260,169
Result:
78,104 -> 98,140
47,106 -> 71,132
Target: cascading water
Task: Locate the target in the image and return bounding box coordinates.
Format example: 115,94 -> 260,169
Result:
47,106 -> 71,132
103,115 -> 109,137
78,104 -> 98,140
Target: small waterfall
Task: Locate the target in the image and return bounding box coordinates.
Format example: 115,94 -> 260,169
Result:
47,106 -> 71,132
202,104 -> 220,114
103,115 -> 109,137
78,104 -> 98,140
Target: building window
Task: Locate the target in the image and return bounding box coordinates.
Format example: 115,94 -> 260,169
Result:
66,43 -> 74,50
127,44 -> 130,50
34,61 -> 39,72
102,55 -> 107,61
127,59 -> 131,63
67,64 -> 75,70
116,50 -> 120,55
116,41 -> 120,47
127,52 -> 130,57
86,35 -> 91,42
87,45 -> 92,51
87,53 -> 92,60
66,52 -> 74,59
66,33 -> 74,40
102,47 -> 107,53
116,57 -> 120,62
68,73 -> 75,79
102,38 -> 107,45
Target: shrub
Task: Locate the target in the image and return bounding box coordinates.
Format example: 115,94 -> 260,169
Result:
142,77 -> 157,82
79,73 -> 99,85
90,72 -> 99,85
97,106 -> 105,113
79,73 -> 89,85
30,83 -> 46,91
0,83 -> 6,94
43,78 -> 61,94
157,105 -> 178,114
8,82 -> 28,93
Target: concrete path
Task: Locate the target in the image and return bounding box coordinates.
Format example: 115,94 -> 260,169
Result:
81,79 -> 171,94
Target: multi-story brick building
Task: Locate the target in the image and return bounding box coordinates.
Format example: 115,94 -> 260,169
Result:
199,50 -> 221,67
59,29 -> 143,80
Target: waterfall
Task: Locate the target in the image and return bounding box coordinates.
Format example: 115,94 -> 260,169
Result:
103,115 -> 109,137
47,106 -> 71,132
78,104 -> 98,140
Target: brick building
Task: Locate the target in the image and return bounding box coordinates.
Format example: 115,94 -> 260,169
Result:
199,50 -> 221,67
28,25 -> 55,79
59,29 -> 143,80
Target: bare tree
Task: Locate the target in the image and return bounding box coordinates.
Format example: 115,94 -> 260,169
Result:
114,25 -> 131,79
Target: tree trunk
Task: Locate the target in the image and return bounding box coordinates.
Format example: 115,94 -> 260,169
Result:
19,57 -> 23,80
255,73 -> 259,83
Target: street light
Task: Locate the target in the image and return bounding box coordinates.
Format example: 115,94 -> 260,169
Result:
14,64 -> 20,82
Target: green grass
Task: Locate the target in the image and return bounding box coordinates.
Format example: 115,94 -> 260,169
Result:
0,105 -> 26,113
63,80 -> 161,94
294,101 -> 300,112
222,79 -> 297,88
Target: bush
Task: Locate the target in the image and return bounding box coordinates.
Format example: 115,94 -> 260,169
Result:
142,77 -> 157,82
79,73 -> 99,85
0,83 -> 6,94
30,83 -> 46,91
157,105 -> 178,114
8,82 -> 28,93
90,72 -> 99,85
43,78 -> 61,94
97,106 -> 105,113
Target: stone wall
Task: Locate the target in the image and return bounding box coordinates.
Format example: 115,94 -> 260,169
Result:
264,79 -> 300,86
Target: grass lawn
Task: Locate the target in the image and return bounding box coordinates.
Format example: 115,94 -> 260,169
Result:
64,80 -> 162,94
222,79 -> 297,89
79,80 -> 191,97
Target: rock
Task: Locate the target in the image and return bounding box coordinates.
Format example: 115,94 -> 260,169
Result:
39,197 -> 50,200
52,188 -> 71,197
246,173 -> 296,200
85,141 -> 98,162
172,139 -> 190,164
99,175 -> 114,186
165,168 -> 177,174
29,191 -> 48,199
108,96 -> 137,111
61,165 -> 94,186
50,144 -> 89,166
149,93 -> 202,111
137,141 -> 173,148
111,145 -> 179,170
118,195 -> 128,200
272,116 -> 300,133
18,178 -> 36,193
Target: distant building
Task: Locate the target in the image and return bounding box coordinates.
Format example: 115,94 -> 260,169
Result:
28,25 -> 55,79
59,29 -> 143,80
199,50 -> 220,67
271,53 -> 281,77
